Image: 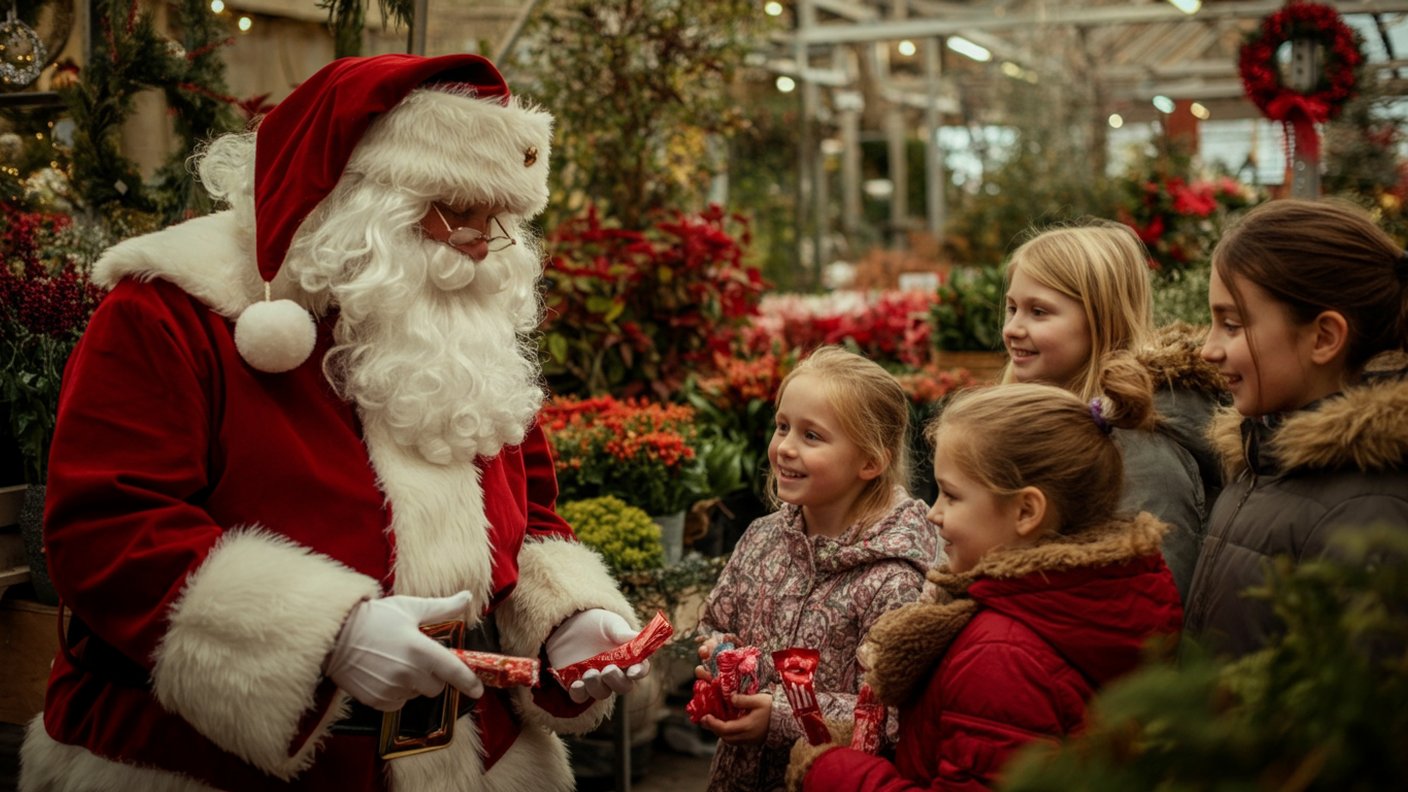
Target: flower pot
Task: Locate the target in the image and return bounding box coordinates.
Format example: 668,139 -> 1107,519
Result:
18,483 -> 58,605
651,511 -> 685,566
935,349 -> 1008,384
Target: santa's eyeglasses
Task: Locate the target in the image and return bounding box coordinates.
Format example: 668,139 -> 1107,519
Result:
432,204 -> 517,252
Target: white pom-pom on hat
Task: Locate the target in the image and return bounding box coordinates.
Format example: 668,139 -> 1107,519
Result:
234,298 -> 317,373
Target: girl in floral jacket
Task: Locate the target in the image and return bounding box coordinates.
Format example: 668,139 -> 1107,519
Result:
696,346 -> 940,792
788,355 -> 1183,792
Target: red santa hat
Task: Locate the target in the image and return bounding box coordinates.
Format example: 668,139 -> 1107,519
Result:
234,53 -> 553,373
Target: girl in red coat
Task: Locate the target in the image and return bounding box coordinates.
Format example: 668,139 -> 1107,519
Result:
787,354 -> 1184,792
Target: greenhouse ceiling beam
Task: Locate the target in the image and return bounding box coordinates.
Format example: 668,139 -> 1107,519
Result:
793,1 -> 1408,44
814,0 -> 879,21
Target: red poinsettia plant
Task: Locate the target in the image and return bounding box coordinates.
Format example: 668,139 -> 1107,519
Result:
1118,175 -> 1257,276
741,289 -> 941,368
1,207 -> 106,483
540,204 -> 767,398
540,395 -> 707,516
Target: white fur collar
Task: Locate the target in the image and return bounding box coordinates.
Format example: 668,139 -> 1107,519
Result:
94,211 -> 264,320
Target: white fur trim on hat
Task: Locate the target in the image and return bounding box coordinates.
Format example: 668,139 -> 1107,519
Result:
348,89 -> 553,219
234,298 -> 317,373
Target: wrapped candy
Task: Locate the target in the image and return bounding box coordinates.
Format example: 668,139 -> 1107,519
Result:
687,643 -> 762,723
452,649 -> 540,688
849,683 -> 885,754
772,647 -> 831,745
550,610 -> 674,688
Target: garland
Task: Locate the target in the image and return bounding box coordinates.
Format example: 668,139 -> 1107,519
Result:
1238,0 -> 1365,160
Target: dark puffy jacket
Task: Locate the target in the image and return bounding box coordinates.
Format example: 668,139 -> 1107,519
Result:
796,514 -> 1183,792
1116,323 -> 1226,602
1184,365 -> 1408,657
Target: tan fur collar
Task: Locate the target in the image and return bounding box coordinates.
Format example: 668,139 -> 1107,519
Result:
861,513 -> 1167,705
1136,322 -> 1226,397
1210,368 -> 1408,478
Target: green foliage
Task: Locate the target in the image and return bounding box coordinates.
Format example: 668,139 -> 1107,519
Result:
1002,526 -> 1408,791
509,0 -> 767,230
945,78 -> 1122,267
1151,264 -> 1211,328
932,266 -> 1005,351
61,0 -> 241,223
540,206 -> 765,398
559,495 -> 665,576
315,0 -> 412,58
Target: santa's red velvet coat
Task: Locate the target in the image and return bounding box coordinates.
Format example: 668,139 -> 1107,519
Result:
19,210 -> 636,792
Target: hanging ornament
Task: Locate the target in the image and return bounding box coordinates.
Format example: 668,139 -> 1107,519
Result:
0,9 -> 47,90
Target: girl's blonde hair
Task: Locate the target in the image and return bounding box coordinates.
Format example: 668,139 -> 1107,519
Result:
1212,198 -> 1407,372
931,352 -> 1155,533
1001,220 -> 1155,400
768,346 -> 912,530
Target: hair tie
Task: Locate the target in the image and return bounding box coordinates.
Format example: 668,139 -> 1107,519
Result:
1396,250 -> 1408,283
1089,398 -> 1112,435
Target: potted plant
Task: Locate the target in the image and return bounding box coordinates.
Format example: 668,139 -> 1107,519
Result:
541,395 -> 708,563
930,265 -> 1008,382
1,205 -> 106,603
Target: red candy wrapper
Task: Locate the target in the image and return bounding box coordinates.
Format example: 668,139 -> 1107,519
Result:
849,683 -> 885,754
772,648 -> 832,746
453,649 -> 540,688
687,645 -> 762,723
550,610 -> 674,688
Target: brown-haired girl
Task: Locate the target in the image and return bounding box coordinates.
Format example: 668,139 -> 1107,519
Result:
1186,198 -> 1408,657
696,346 -> 940,792
788,354 -> 1183,792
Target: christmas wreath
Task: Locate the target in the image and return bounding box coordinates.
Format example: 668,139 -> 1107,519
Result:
1238,1 -> 1365,159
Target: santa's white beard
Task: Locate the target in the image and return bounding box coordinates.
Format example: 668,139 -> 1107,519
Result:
314,233 -> 546,465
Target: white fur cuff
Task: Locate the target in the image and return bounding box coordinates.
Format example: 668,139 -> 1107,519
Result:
151,529 -> 379,779
495,538 -> 636,732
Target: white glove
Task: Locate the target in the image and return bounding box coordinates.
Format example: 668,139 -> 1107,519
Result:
546,609 -> 652,704
325,592 -> 485,712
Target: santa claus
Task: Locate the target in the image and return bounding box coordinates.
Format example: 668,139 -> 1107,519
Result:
20,54 -> 648,791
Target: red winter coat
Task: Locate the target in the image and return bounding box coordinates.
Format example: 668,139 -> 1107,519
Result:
798,513 -> 1182,792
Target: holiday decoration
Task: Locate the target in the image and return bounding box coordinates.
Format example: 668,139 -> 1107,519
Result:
1238,0 -> 1365,161
0,9 -> 46,89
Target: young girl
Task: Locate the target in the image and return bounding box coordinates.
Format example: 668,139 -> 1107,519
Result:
1001,220 -> 1225,599
695,346 -> 940,792
1185,198 -> 1408,657
787,355 -> 1183,792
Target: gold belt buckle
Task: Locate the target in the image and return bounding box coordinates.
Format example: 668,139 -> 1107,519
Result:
378,620 -> 465,760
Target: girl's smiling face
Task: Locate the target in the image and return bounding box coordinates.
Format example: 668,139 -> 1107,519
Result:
1201,267 -> 1330,416
926,428 -> 1027,574
1003,267 -> 1094,390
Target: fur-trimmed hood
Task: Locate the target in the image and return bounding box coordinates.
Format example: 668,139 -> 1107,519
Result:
1210,363 -> 1408,480
1136,322 -> 1226,398
861,513 -> 1175,706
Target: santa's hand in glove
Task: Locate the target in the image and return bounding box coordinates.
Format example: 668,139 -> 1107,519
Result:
325,591 -> 485,712
546,609 -> 651,703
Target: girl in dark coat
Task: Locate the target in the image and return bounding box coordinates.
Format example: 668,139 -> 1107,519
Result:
787,355 -> 1184,792
1185,198 -> 1408,658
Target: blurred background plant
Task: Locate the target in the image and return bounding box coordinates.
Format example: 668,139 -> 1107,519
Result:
558,495 -> 665,577
541,395 -> 707,517
931,266 -> 1006,352
0,206 -> 106,485
539,205 -> 766,398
